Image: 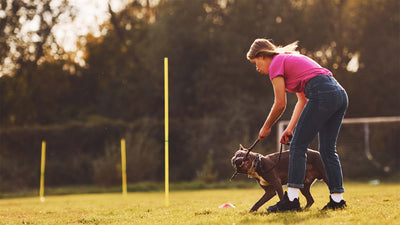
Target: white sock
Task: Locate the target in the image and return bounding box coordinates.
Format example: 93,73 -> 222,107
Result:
287,187 -> 299,201
331,193 -> 344,203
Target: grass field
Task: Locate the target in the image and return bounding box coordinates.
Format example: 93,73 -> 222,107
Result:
1,182 -> 399,225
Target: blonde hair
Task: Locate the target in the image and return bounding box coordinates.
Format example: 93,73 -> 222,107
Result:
246,38 -> 299,60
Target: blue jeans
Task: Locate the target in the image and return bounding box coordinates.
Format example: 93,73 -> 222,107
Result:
288,75 -> 348,194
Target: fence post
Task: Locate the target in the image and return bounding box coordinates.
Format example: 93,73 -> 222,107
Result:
121,139 -> 127,196
40,141 -> 46,202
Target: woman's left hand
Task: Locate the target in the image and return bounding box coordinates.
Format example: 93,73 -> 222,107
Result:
280,129 -> 293,144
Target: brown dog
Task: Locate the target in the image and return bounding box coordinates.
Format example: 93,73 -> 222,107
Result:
231,145 -> 328,212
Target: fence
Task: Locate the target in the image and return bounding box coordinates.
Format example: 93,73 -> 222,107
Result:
277,116 -> 400,174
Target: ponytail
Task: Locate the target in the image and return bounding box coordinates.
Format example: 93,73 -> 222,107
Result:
246,38 -> 299,60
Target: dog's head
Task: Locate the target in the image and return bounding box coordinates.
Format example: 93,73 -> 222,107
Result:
231,144 -> 258,175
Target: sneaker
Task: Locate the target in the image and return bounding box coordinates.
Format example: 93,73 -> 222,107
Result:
322,196 -> 347,210
267,192 -> 302,213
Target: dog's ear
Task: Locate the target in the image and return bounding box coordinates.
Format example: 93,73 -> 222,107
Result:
239,144 -> 244,150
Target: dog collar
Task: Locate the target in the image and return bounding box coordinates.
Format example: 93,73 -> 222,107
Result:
253,154 -> 262,170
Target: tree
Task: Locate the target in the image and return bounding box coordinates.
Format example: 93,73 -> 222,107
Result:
345,0 -> 400,116
0,0 -> 74,76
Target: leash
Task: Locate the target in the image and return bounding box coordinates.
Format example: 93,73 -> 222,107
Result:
258,135 -> 291,174
230,135 -> 292,181
257,142 -> 286,175
244,133 -> 291,160
244,139 -> 259,160
230,139 -> 258,181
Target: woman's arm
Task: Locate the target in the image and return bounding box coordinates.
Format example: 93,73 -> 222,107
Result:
280,92 -> 308,143
259,76 -> 286,140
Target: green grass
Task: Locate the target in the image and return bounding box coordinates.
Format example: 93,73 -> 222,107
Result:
0,181 -> 257,199
1,182 -> 399,225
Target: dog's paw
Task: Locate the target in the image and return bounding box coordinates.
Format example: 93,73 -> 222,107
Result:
249,208 -> 258,213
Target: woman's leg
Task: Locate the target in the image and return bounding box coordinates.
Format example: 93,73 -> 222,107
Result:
318,90 -> 348,193
288,99 -> 322,189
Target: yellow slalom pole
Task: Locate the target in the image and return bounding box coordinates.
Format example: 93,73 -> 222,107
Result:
121,139 -> 127,197
40,141 -> 46,202
164,57 -> 169,207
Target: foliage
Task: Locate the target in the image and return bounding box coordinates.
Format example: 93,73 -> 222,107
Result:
0,0 -> 74,76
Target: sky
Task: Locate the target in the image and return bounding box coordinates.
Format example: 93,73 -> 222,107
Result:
0,0 -> 132,76
53,0 -> 129,52
52,0 -> 160,52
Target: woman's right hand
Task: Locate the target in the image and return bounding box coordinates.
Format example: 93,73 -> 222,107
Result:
258,126 -> 271,140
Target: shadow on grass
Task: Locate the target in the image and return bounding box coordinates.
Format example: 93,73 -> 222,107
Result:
236,209 -> 332,224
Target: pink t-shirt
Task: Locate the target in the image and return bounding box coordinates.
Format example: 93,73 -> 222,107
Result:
269,54 -> 332,93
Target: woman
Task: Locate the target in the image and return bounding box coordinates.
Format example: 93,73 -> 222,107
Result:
246,38 -> 348,212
